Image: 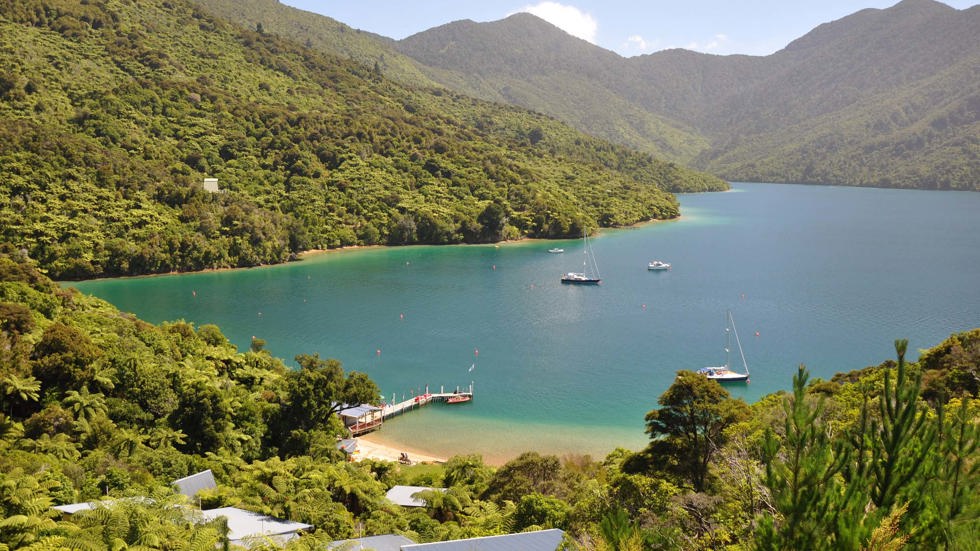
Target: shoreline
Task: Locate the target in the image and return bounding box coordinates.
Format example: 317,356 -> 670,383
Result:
296,216 -> 681,261
354,432 -> 447,465
65,217 -> 683,284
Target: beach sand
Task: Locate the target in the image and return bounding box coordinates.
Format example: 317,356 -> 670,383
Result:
354,433 -> 447,464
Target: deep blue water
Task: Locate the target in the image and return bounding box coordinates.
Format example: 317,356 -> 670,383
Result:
72,183 -> 980,461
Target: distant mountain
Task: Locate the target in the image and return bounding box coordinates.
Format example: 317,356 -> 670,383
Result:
0,0 -> 723,279
394,0 -> 979,190
396,13 -> 711,163
206,0 -> 977,190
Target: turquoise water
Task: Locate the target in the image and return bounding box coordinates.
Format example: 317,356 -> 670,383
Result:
72,183 -> 980,462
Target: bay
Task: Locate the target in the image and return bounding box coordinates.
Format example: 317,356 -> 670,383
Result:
72,183 -> 980,463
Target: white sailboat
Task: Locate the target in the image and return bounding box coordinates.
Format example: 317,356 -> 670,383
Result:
697,310 -> 750,382
561,231 -> 601,285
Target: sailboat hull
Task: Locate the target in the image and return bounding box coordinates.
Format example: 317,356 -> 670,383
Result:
697,310 -> 750,382
697,368 -> 749,382
561,274 -> 601,284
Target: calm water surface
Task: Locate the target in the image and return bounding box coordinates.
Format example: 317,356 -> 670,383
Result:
73,183 -> 980,462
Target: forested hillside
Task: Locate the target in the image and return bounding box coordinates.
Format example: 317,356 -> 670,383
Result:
230,0 -> 979,191
0,0 -> 724,280
1,247 -> 977,548
685,0 -> 980,188
395,0 -> 979,190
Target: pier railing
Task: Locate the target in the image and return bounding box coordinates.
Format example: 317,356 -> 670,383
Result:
380,383 -> 474,419
346,383 -> 473,436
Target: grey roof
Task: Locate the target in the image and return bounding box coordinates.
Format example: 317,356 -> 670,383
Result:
385,485 -> 445,507
199,507 -> 312,543
328,534 -> 416,551
339,404 -> 381,419
173,469 -> 217,498
52,497 -> 149,514
401,529 -> 565,551
53,501 -> 100,514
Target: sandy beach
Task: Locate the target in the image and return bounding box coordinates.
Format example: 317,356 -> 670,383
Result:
354,433 -> 447,464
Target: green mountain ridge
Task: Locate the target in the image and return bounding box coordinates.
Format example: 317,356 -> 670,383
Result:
0,0 -> 724,280
393,0 -> 979,190
212,0 -> 978,190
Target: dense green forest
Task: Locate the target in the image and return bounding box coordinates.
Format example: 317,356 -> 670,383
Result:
218,0 -> 979,191
1,246 -> 977,549
0,0 -> 725,281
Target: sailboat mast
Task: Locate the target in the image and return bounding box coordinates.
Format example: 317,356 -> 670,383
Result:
730,310 -> 749,375
587,232 -> 600,278
724,313 -> 731,370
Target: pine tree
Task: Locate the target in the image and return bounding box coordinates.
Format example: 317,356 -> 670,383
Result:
755,365 -> 863,550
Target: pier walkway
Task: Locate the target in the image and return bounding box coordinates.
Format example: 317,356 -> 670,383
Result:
345,384 -> 473,436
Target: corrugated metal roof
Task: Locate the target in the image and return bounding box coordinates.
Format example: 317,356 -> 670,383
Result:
328,534 -> 416,550
52,497 -> 150,514
401,529 -> 565,551
385,485 -> 445,507
53,501 -> 98,514
173,469 -> 217,498
199,507 -> 312,542
339,404 -> 381,419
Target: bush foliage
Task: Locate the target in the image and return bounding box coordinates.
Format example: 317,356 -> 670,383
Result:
0,246 -> 977,549
0,0 -> 725,280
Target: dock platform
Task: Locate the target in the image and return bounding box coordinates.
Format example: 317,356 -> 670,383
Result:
345,384 -> 473,436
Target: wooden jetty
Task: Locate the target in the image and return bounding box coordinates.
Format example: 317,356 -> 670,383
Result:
344,384 -> 474,436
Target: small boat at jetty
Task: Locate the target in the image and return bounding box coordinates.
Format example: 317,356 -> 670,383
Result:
445,394 -> 471,404
648,260 -> 671,271
548,248 -> 564,253
697,310 -> 750,383
561,232 -> 601,285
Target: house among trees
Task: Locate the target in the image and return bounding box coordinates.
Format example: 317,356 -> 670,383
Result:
173,469 -> 217,499
401,529 -> 565,550
339,403 -> 383,435
328,530 -> 565,551
328,534 -> 416,550
51,501 -> 311,548
52,470 -> 312,547
202,177 -> 219,193
199,507 -> 312,547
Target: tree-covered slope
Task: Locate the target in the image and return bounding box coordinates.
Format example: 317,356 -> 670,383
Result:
394,13 -> 711,163
0,0 -> 724,280
184,0 -> 440,88
195,1 -> 711,163
292,0 -> 975,191
1,247 -> 976,548
686,0 -> 980,189
400,0 -> 979,190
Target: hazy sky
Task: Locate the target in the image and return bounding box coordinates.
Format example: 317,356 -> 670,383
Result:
280,1 -> 975,57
